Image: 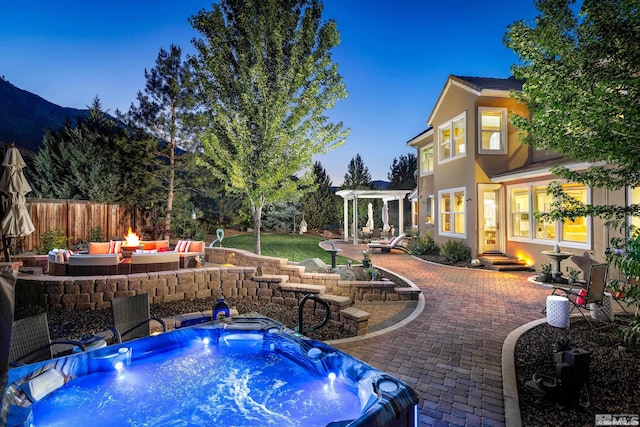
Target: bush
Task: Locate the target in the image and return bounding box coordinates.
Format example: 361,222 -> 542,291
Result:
36,228 -> 68,254
88,225 -> 105,242
408,232 -> 440,256
440,239 -> 471,263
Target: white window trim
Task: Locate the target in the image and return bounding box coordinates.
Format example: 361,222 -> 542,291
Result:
420,144 -> 434,176
438,187 -> 466,238
478,107 -> 507,155
438,112 -> 467,164
507,181 -> 591,250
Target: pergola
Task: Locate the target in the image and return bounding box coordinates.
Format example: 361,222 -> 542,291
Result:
335,189 -> 411,245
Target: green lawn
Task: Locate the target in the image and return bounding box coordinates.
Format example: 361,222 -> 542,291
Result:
222,233 -> 354,264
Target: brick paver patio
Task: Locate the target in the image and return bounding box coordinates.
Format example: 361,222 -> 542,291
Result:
331,242 -> 550,427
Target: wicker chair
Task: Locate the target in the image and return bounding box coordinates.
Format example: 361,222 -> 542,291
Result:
109,293 -> 167,343
9,313 -> 86,366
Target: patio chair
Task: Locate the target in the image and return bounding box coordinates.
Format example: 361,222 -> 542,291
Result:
548,263 -> 611,328
368,233 -> 408,253
9,313 -> 87,366
110,293 -> 167,343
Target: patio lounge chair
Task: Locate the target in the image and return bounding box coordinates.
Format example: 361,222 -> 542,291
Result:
9,313 -> 86,365
368,233 -> 408,253
547,263 -> 610,329
109,293 -> 167,343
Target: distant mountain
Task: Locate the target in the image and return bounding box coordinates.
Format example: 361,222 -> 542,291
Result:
0,77 -> 88,155
371,180 -> 389,190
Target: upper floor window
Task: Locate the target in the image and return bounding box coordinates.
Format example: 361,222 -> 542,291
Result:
478,107 -> 507,154
438,112 -> 466,162
420,144 -> 434,175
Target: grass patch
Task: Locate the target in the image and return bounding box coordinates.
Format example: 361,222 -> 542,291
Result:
222,233 -> 353,264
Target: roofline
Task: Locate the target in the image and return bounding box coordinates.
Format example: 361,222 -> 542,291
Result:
427,75 -> 518,125
406,127 -> 433,147
490,161 -> 601,183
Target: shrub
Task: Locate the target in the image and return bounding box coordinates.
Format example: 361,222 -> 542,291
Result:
88,225 -> 105,242
36,228 -> 68,254
408,232 -> 440,256
440,239 -> 471,263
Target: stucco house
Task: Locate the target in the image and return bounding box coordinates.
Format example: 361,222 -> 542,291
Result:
407,74 -> 639,274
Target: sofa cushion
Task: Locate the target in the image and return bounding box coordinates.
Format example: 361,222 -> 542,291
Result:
69,254 -> 119,266
188,241 -> 204,253
88,242 -> 110,255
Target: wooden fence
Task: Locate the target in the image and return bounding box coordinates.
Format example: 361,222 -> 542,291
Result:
19,199 -> 145,252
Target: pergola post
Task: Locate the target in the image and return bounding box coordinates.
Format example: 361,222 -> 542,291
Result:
352,196 -> 358,245
342,198 -> 349,242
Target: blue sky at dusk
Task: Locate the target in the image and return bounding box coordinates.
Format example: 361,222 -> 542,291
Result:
0,0 -> 539,185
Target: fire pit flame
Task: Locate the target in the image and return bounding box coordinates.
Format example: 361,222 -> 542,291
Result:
124,227 -> 140,247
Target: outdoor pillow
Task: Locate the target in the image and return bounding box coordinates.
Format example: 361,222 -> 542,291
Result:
175,240 -> 191,252
108,240 -> 122,254
576,289 -> 588,305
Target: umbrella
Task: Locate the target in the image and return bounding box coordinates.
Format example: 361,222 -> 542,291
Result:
382,201 -> 391,233
0,146 -> 35,257
366,203 -> 374,230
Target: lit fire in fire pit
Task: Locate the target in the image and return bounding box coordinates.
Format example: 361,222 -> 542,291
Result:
123,227 -> 141,248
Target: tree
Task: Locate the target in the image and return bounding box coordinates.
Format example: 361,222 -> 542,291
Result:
300,162 -> 339,230
342,154 -> 372,189
505,0 -> 640,332
504,0 -> 640,222
32,98 -> 158,206
123,45 -> 198,232
387,153 -> 416,190
190,0 -> 348,254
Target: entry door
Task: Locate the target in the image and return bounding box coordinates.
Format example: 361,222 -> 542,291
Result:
479,185 -> 502,254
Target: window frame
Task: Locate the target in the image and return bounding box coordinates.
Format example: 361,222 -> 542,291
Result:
438,112 -> 467,164
507,181 -> 591,249
420,144 -> 434,176
477,107 -> 507,154
438,187 -> 466,238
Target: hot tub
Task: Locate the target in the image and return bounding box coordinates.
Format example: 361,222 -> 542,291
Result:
2,316 -> 417,426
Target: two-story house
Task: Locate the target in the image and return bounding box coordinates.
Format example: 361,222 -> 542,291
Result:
407,74 -> 637,271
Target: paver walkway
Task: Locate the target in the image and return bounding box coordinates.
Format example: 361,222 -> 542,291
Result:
331,242 -> 550,427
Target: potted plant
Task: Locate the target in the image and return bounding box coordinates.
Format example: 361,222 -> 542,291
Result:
362,250 -> 371,268
567,267 -> 581,285
539,263 -> 552,283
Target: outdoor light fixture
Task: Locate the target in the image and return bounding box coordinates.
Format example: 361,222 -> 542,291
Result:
190,208 -> 196,220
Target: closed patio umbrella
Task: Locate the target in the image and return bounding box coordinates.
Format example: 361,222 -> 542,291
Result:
382,201 -> 390,233
0,145 -> 35,260
366,203 -> 374,230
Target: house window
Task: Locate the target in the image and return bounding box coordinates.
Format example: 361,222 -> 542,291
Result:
511,188 -> 530,237
425,195 -> 434,224
478,107 -> 507,154
412,200 -> 419,228
630,187 -> 640,230
420,144 -> 434,175
438,112 -> 466,162
508,182 -> 589,247
439,188 -> 465,237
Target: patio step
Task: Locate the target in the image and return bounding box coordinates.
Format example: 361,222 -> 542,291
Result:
478,254 -> 530,271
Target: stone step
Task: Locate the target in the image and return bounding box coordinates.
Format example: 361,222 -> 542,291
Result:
478,254 -> 530,271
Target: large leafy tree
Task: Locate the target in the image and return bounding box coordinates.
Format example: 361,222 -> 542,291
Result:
342,154 -> 372,189
505,0 -> 640,323
190,0 -> 348,254
123,45 -> 198,232
387,153 -> 416,190
32,98 -> 157,206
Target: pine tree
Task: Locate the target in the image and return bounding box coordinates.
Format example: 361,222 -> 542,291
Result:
300,162 -> 339,230
387,153 -> 416,190
342,154 -> 372,189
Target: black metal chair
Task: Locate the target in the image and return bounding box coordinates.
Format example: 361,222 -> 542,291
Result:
550,263 -> 611,328
9,313 -> 86,366
109,293 -> 167,343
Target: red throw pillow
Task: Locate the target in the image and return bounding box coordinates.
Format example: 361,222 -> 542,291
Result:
576,289 -> 588,305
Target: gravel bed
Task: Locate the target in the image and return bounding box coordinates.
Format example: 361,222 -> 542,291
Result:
15,296 -> 355,343
516,317 -> 640,426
